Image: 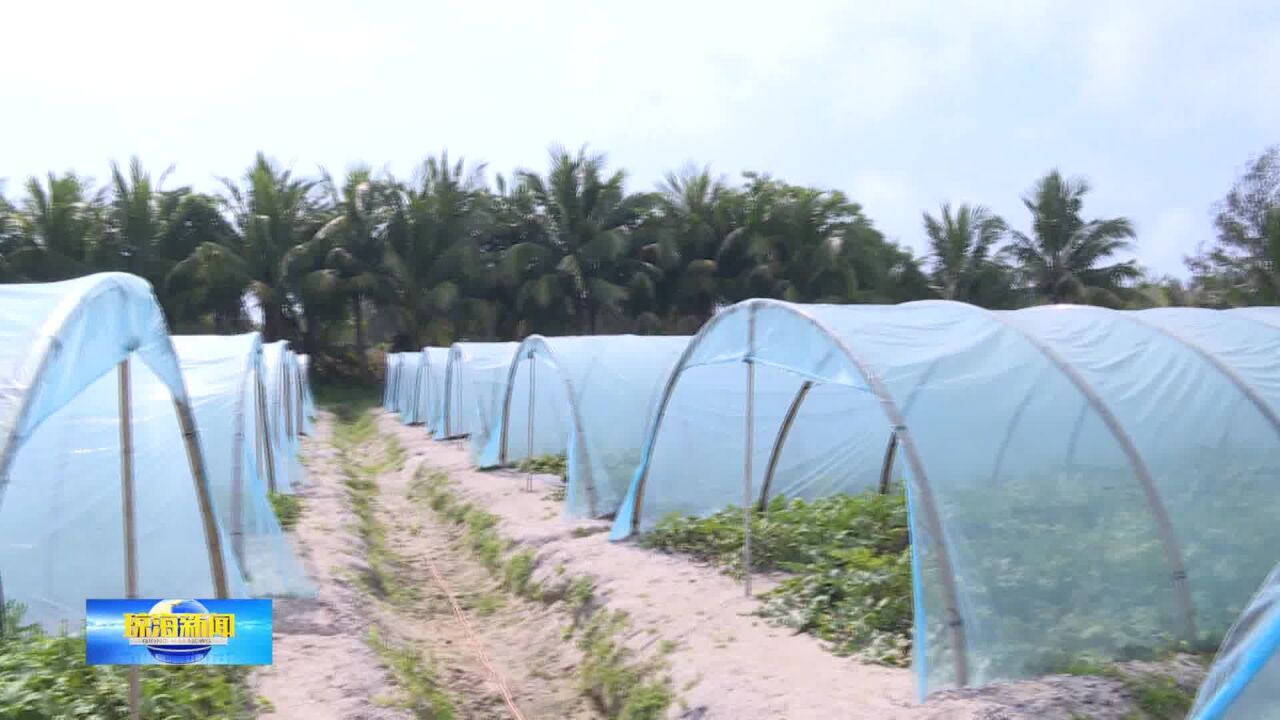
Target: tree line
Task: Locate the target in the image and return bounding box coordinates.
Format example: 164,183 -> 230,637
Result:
2,145 -> 1278,379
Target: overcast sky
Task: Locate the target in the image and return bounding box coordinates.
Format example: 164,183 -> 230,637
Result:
4,0 -> 1280,276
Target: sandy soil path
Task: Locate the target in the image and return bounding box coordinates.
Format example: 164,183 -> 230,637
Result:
257,407 -> 1199,719
380,412 -> 943,720
257,410 -> 596,719
253,415 -> 409,720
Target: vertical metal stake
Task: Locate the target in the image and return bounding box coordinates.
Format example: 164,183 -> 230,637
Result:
119,359 -> 140,720
526,354 -> 535,493
743,311 -> 756,598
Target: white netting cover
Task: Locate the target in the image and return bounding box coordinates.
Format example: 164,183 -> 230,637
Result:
262,341 -> 304,493
1191,560 -> 1280,719
610,299 -> 1280,695
435,343 -> 518,441
475,334 -> 691,518
172,334 -> 314,597
416,347 -> 449,434
0,273 -> 246,628
396,352 -> 423,425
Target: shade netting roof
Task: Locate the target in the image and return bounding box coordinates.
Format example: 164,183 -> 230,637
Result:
172,333 -> 313,597
610,298 -> 1280,696
396,352 -> 423,425
263,341 -> 303,493
414,347 -> 449,434
0,273 -> 245,628
436,342 -> 519,442
1191,560 -> 1280,719
475,334 -> 691,517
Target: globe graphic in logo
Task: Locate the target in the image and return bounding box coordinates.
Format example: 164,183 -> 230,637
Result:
145,599 -> 213,665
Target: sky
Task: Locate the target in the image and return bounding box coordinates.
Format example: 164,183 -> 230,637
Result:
3,0 -> 1280,277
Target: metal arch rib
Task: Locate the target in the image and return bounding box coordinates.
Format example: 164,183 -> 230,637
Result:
496,337 -> 600,514
1124,312 -> 1280,440
0,279 -> 133,488
758,380 -> 814,511
951,303 -> 1198,643
758,347 -> 947,518
496,338 -> 539,466
626,298 -> 971,687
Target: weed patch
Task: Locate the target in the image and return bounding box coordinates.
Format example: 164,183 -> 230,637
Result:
367,626 -> 456,719
410,467 -> 674,717
577,609 -> 673,720
334,414 -> 414,604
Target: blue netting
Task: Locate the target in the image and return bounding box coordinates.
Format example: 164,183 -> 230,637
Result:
1191,561 -> 1280,719
172,334 -> 314,597
474,335 -> 690,518
262,341 -> 304,493
0,274 -> 248,629
298,353 -> 316,435
416,347 -> 449,434
396,352 -> 423,425
611,299 -> 1280,695
435,343 -> 518,441
383,353 -> 401,411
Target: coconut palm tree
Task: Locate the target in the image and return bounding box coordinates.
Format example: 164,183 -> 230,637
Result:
643,165 -> 735,330
7,172 -> 106,280
1188,146 -> 1280,305
515,146 -> 652,334
216,153 -> 327,340
716,173 -> 875,304
1005,170 -> 1139,305
355,153 -> 499,346
285,166 -> 398,364
166,241 -> 254,331
923,202 -> 1012,305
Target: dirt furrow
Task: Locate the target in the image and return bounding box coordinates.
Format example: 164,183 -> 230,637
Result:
253,414 -> 409,720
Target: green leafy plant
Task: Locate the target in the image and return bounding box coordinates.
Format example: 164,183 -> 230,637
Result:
518,453 -> 567,479
367,627 -> 456,719
409,466 -> 675,715
641,490 -> 913,665
576,609 -> 673,720
0,603 -> 252,719
269,491 -> 303,530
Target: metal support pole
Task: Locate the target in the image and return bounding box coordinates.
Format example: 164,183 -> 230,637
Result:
878,430 -> 899,494
526,353 -> 535,493
118,359 -> 140,720
743,309 -> 756,598
257,375 -> 278,494
759,381 -> 814,511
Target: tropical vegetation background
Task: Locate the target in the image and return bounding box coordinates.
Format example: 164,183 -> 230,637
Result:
2,144 -> 1278,382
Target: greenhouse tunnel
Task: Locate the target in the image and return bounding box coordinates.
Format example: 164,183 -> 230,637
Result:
263,340 -> 304,493
413,347 -> 449,435
396,351 -> 423,425
475,334 -> 691,518
382,353 -> 402,411
298,353 -> 316,436
610,298 -> 1280,696
0,273 -> 244,629
172,333 -> 314,597
1190,558 -> 1280,720
436,341 -> 518,441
